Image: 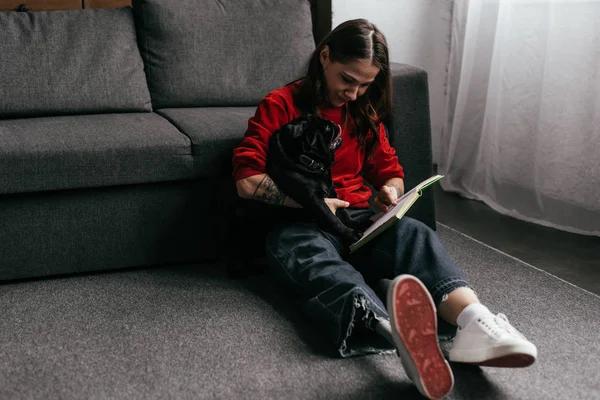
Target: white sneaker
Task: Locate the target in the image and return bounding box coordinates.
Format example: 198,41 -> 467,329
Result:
388,275 -> 454,399
449,312 -> 537,367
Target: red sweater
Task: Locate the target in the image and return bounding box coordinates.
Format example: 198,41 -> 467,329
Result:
232,81 -> 404,208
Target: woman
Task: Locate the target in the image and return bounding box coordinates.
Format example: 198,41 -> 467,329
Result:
232,19 -> 537,400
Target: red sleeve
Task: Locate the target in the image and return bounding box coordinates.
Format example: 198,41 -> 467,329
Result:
362,123 -> 405,189
232,90 -> 296,181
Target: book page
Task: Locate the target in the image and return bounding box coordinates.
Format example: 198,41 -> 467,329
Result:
349,174 -> 444,252
354,187 -> 418,243
366,175 -> 443,228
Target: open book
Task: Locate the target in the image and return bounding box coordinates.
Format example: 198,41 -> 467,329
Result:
349,175 -> 444,253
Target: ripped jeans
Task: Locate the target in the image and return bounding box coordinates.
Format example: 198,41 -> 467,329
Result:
265,208 -> 471,358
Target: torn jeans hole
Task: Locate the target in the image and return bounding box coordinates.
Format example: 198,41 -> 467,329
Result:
338,292 -> 383,357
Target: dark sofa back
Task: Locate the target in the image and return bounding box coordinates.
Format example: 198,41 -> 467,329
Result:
132,0 -> 315,108
0,7 -> 151,119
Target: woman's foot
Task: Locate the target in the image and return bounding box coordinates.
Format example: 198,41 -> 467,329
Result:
387,275 -> 454,400
449,306 -> 538,367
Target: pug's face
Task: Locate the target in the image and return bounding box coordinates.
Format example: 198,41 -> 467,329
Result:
278,114 -> 342,171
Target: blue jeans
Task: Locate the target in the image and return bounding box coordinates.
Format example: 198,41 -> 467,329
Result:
265,208 -> 470,358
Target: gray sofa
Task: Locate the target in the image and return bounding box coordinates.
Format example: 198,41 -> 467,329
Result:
0,0 -> 435,282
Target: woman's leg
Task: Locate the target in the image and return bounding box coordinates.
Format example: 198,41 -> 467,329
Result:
438,287 -> 480,325
349,212 -> 537,369
349,213 -> 472,309
265,220 -> 394,358
348,212 -> 459,399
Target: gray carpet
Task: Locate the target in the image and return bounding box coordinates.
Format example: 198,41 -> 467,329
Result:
1,225 -> 599,400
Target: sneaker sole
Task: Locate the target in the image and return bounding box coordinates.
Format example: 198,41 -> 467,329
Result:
450,343 -> 537,368
387,275 -> 454,400
474,353 -> 536,368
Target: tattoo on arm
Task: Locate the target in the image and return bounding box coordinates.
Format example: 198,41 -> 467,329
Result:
252,175 -> 286,205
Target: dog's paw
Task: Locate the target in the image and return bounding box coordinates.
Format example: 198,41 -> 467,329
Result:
359,218 -> 375,231
345,219 -> 367,232
342,228 -> 363,245
352,229 -> 364,242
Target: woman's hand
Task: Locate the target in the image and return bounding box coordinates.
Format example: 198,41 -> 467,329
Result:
325,198 -> 350,215
373,185 -> 399,212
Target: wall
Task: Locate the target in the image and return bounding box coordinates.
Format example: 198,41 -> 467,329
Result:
0,0 -> 130,11
332,0 -> 453,163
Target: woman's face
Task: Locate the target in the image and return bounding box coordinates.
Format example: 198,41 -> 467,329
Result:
320,45 -> 380,107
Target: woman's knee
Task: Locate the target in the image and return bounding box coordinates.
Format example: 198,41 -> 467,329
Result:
265,222 -> 338,269
266,222 -> 321,253
265,223 -> 300,266
395,216 -> 434,236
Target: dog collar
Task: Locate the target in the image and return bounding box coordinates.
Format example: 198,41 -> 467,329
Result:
299,155 -> 325,172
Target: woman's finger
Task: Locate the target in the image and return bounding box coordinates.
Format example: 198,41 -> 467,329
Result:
378,186 -> 394,204
380,185 -> 399,205
336,199 -> 350,208
324,198 -> 350,214
373,196 -> 389,212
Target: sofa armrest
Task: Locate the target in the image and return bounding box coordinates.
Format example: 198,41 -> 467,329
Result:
384,62 -> 437,230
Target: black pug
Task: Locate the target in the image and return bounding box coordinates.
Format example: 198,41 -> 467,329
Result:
226,113 -> 365,279
266,113 -> 364,244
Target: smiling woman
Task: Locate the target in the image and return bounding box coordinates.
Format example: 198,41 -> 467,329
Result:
234,19 -> 398,209
232,17 -> 538,400
295,19 -> 393,159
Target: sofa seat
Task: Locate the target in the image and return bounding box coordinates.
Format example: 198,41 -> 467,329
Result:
0,113 -> 194,195
157,107 -> 256,177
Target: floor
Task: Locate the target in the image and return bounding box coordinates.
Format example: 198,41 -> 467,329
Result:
433,184 -> 600,296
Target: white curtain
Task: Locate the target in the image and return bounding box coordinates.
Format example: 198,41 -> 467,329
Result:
439,0 -> 600,236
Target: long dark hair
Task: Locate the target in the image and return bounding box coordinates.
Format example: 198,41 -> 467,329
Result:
294,19 -> 392,158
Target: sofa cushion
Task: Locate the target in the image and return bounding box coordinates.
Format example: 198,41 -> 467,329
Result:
0,113 -> 194,195
157,107 -> 256,177
133,0 -> 315,108
0,8 -> 152,119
